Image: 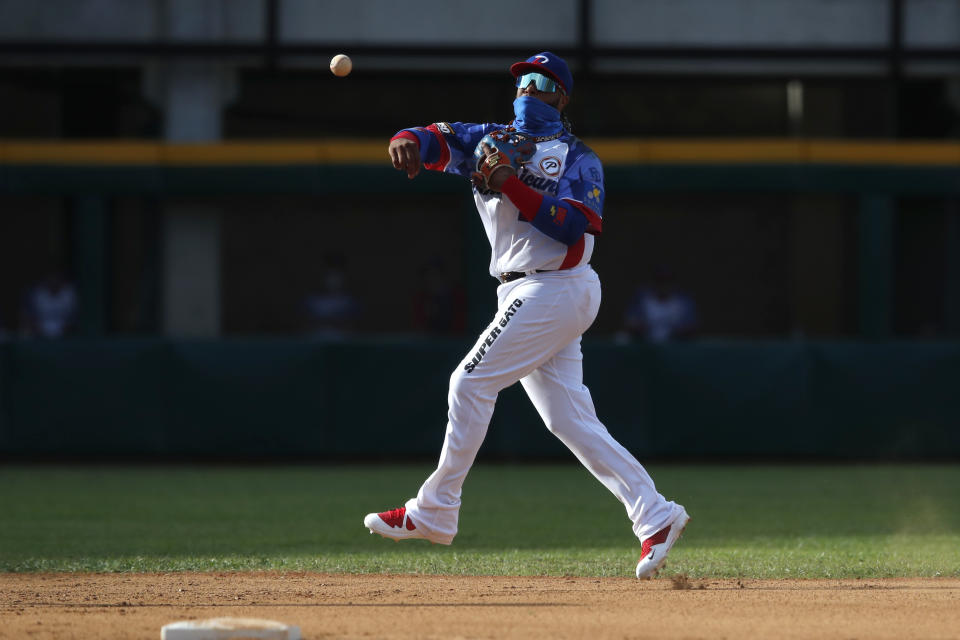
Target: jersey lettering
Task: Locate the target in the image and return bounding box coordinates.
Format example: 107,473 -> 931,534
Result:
519,172 -> 560,195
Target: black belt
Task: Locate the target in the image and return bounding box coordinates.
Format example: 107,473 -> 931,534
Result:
499,270 -> 554,284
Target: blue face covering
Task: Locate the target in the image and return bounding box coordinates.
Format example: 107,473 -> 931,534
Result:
512,95 -> 563,136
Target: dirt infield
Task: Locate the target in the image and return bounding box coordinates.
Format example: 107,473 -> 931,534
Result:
1,573 -> 958,639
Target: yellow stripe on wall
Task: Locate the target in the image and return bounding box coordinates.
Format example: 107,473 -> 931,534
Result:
591,139 -> 960,165
804,141 -> 960,166
162,143 -> 324,165
3,142 -> 162,165
2,139 -> 959,166
590,139 -> 807,164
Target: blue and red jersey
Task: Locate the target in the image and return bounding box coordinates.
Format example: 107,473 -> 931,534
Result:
394,121 -> 605,277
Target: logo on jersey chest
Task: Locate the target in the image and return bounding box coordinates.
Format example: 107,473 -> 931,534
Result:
539,155 -> 562,176
519,141 -> 568,194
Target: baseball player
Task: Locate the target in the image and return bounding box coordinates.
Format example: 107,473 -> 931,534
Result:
365,52 -> 689,579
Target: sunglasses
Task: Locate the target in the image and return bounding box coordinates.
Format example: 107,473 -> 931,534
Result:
516,72 -> 564,94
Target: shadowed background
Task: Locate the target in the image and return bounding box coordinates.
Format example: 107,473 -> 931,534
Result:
1,0 -> 959,460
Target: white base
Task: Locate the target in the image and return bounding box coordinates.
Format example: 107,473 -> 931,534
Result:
162,617 -> 300,640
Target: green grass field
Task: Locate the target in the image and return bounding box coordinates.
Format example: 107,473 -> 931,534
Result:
1,464 -> 958,578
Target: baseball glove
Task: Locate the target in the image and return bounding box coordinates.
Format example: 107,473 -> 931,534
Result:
471,128 -> 536,191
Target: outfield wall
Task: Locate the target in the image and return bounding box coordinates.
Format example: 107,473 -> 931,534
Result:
1,338 -> 957,460
2,142 -> 959,459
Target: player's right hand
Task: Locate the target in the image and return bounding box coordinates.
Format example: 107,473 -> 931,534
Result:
389,138 -> 421,179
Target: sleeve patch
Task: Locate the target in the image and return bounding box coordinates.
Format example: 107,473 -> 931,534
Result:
585,184 -> 603,206
549,204 -> 567,226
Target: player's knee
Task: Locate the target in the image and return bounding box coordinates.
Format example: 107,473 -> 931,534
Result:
448,366 -> 473,399
542,416 -> 566,436
448,365 -> 497,401
540,409 -> 578,438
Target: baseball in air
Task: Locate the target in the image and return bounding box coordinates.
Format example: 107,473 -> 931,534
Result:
330,54 -> 352,77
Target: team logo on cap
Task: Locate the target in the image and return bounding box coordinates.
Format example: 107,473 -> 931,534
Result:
533,55 -> 549,64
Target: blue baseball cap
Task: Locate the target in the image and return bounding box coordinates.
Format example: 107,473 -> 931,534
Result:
510,52 -> 573,95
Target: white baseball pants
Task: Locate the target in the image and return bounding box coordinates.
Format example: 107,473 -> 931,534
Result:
405,265 -> 679,545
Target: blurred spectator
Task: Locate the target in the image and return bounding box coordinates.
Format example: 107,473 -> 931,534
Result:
302,253 -> 360,338
19,267 -> 79,339
621,265 -> 698,343
412,256 -> 466,335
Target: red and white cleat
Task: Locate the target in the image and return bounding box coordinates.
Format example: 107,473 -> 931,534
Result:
635,506 -> 690,579
364,507 -> 430,542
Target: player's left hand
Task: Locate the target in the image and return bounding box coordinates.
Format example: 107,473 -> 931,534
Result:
473,142 -> 516,191
472,129 -> 534,192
